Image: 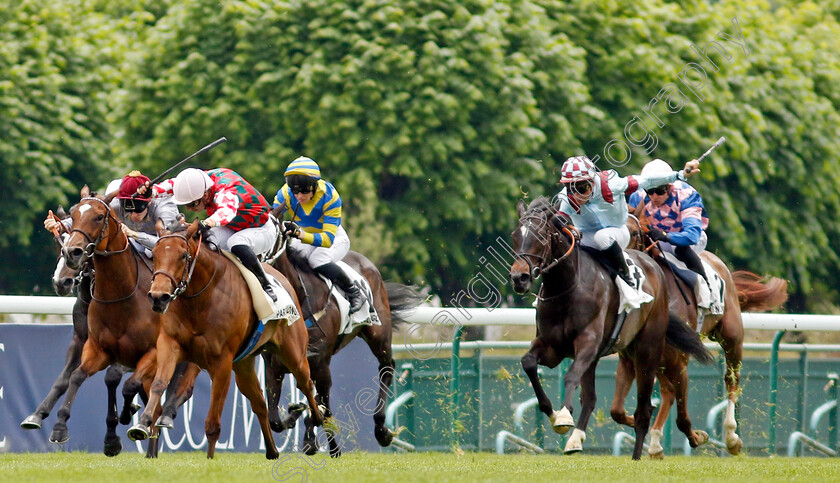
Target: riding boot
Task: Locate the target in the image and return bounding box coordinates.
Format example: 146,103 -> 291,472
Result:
230,245 -> 277,302
675,245 -> 710,288
603,241 -> 635,287
314,262 -> 365,314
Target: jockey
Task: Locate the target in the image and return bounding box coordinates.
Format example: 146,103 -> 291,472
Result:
628,159 -> 710,286
272,156 -> 364,314
555,155 -> 700,286
44,171 -> 179,253
141,167 -> 279,302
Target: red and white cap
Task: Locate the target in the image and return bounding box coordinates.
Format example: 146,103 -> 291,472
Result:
559,156 -> 597,183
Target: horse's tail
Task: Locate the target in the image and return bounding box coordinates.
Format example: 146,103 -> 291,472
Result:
384,282 -> 425,329
731,271 -> 789,312
665,312 -> 715,365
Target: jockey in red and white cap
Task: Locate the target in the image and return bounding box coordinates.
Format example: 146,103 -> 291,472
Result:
555,155 -> 700,286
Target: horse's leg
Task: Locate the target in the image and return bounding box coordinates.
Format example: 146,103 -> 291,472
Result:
232,357 -> 280,459
50,341 -> 111,444
307,357 -> 340,457
647,369 -> 674,459
630,336 -> 663,461
609,354 -> 637,428
204,360 -> 234,459
21,328 -> 85,430
157,362 -> 200,430
361,323 -> 397,449
521,338 -> 564,432
128,344 -> 175,442
718,312 -> 745,455
263,352 -> 302,433
663,354 -> 708,452
564,362 -> 598,454
119,371 -> 144,425
102,365 -> 125,457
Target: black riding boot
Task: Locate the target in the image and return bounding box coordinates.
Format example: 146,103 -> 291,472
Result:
603,241 -> 635,287
675,245 -> 710,286
314,262 -> 364,314
230,245 -> 277,302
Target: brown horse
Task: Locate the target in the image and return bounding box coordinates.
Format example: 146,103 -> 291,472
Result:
136,220 -> 323,459
618,203 -> 788,456
510,197 -> 710,460
56,190 -> 200,457
263,228 -> 424,457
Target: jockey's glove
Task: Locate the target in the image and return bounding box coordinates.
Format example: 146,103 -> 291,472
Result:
197,219 -> 213,236
648,227 -> 670,243
283,221 -> 301,238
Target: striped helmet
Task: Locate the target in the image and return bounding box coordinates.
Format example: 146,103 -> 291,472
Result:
284,156 -> 321,180
559,156 -> 597,183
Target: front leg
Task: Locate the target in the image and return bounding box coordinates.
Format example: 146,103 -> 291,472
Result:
520,338 -> 564,431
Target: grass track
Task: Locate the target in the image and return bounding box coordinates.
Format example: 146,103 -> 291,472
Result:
2,452 -> 839,482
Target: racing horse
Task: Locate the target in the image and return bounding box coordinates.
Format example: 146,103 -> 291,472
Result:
617,202 -> 788,456
137,219 -> 324,459
263,226 -> 424,457
510,197 -> 710,460
54,190 -> 199,457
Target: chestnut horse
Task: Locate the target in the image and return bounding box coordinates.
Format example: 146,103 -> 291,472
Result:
56,191 -> 200,457
510,197 -> 710,460
618,203 -> 788,456
263,228 -> 424,457
135,220 -> 323,459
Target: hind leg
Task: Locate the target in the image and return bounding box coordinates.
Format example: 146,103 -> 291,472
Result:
21,330 -> 85,430
51,341 -> 111,444
157,362 -> 200,430
564,363 -> 598,454
233,357 -> 280,460
664,355 -> 708,452
305,361 -> 340,457
610,355 -> 637,428
361,323 -> 399,448
263,352 -> 305,433
720,322 -> 744,455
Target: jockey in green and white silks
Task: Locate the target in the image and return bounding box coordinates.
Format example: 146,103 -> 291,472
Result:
273,156 -> 364,313
554,155 -> 700,286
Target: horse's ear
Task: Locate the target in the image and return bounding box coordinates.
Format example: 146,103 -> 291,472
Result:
56,205 -> 67,219
516,199 -> 527,217
186,219 -> 200,239
103,191 -> 118,205
80,185 -> 90,198
156,218 -> 168,236
631,199 -> 644,218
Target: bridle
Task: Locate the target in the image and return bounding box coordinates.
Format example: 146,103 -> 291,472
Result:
151,233 -> 215,300
69,197 -> 129,258
515,212 -> 579,278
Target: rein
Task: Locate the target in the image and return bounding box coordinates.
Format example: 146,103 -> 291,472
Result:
152,233 -> 216,300
516,213 -> 579,277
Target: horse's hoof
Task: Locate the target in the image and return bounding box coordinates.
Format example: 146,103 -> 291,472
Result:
266,447 -> 280,460
329,445 -> 342,458
649,451 -> 665,460
103,436 -> 123,457
549,408 -> 574,435
270,418 -> 286,433
726,436 -> 743,455
49,426 -> 69,444
20,415 -> 43,430
155,415 -> 174,430
693,430 -> 710,447
563,428 -> 586,454
127,423 -> 150,441
375,425 -> 394,447
289,403 -> 307,415
119,404 -> 142,425
302,441 -> 318,456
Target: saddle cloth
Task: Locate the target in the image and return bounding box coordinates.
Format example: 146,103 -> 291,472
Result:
222,251 -> 300,325
661,251 -> 726,316
318,261 -> 381,335
616,252 -> 655,314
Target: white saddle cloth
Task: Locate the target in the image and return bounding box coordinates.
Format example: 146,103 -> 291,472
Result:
319,261 -> 381,335
616,252 -> 655,314
662,252 -> 726,316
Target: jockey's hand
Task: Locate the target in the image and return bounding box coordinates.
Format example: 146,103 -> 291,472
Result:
136,181 -> 150,197
648,227 -> 670,243
198,218 -> 214,236
283,221 -> 301,238
44,217 -> 61,233
684,159 -> 701,177
121,224 -> 139,239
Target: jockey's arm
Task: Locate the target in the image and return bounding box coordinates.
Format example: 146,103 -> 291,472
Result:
665,217 -> 703,246
205,189 -> 240,227
298,201 -> 341,247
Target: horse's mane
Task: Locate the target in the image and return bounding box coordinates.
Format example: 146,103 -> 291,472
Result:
286,247 -> 315,275
526,196 -> 557,215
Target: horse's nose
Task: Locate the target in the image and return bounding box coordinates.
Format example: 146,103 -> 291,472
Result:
511,272 -> 531,294
148,292 -> 171,313
62,246 -> 84,269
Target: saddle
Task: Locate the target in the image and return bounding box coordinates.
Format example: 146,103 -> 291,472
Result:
316,261 -> 381,335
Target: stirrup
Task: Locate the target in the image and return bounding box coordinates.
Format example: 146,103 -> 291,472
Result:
263,284 -> 278,302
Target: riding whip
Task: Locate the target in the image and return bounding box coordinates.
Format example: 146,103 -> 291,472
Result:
135,137 -> 228,197
686,136 -> 726,174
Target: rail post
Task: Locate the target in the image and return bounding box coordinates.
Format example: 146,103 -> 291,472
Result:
450,325 -> 464,448
768,330 -> 784,454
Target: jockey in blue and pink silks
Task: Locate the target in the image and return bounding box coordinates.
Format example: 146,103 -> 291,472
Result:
554,155 -> 700,286
628,159 -> 710,287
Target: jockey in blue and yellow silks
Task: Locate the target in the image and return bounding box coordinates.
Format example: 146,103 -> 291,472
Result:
555,155 -> 701,287
273,156 -> 363,313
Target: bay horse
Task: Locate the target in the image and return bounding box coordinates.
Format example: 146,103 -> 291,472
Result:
21,225 -> 142,457
619,202 -> 788,456
137,220 -> 323,459
56,190 -> 200,457
510,197 -> 710,460
263,228 -> 424,457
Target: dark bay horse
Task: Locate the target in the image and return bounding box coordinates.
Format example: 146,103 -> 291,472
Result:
620,203 -> 788,456
21,226 -> 144,457
510,197 -> 710,460
137,220 -> 323,459
56,191 -> 199,457
264,229 -> 423,457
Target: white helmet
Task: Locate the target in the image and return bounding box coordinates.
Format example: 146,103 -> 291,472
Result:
641,159 -> 673,177
104,179 -> 122,196
172,168 -> 213,205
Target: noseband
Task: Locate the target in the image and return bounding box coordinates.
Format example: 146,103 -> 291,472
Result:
515,213 -> 579,278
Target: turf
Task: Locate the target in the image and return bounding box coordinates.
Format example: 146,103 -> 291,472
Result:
1,451 -> 839,482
